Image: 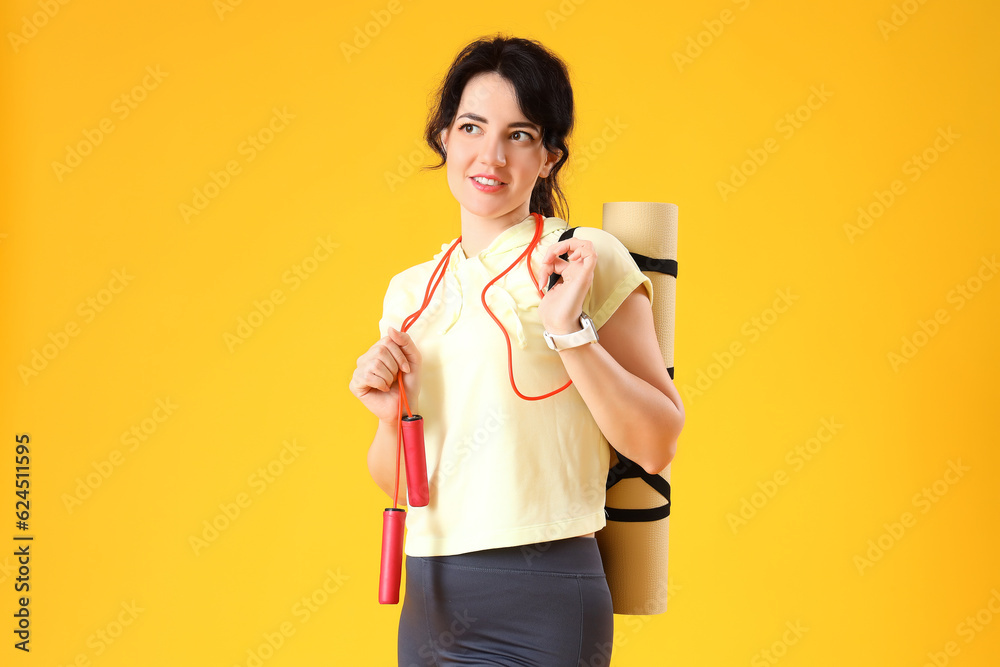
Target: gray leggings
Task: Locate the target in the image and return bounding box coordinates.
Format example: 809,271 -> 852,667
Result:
398,536 -> 614,667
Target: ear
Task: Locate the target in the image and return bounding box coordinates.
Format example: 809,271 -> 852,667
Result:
539,147 -> 562,178
438,128 -> 449,154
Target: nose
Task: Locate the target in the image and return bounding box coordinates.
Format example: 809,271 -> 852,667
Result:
478,134 -> 506,167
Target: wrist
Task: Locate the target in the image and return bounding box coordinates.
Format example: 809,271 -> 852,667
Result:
542,308 -> 585,334
379,401 -> 418,427
544,319 -> 580,335
543,313 -> 599,351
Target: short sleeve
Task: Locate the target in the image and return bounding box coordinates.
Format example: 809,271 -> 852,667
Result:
574,227 -> 653,330
377,253 -> 446,337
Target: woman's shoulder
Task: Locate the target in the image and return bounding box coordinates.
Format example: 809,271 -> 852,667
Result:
387,239 -> 460,287
387,258 -> 436,289
382,239 -> 462,314
543,219 -> 633,260
378,237 -> 464,333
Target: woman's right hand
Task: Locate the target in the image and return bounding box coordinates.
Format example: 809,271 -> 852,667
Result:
349,327 -> 422,422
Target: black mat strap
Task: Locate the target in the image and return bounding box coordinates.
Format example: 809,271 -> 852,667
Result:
630,252 -> 677,278
558,227 -> 578,242
605,451 -> 671,523
547,227 -> 578,291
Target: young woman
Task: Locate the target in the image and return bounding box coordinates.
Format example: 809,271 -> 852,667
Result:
349,35 -> 684,666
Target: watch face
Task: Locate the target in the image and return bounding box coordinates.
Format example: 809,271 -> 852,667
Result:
581,313 -> 598,342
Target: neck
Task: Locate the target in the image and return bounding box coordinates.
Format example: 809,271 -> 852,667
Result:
459,204 -> 532,257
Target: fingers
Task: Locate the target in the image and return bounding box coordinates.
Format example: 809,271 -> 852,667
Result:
542,237 -> 593,257
387,327 -> 420,371
541,238 -> 596,289
384,328 -> 411,373
351,328 -> 418,398
540,242 -> 565,270
350,353 -> 395,394
542,255 -> 568,292
542,239 -> 597,268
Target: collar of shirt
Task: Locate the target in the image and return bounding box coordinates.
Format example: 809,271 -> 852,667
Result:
442,215 -> 570,271
429,215 -> 569,346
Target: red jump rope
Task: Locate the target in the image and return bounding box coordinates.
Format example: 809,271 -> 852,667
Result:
378,212 -> 573,604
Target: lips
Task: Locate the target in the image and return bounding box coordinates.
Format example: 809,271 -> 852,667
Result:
470,174 -> 506,192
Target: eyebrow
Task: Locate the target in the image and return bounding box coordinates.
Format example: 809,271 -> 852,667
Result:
457,112 -> 540,132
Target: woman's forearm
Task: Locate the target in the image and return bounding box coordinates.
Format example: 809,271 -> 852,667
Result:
557,341 -> 682,474
538,239 -> 683,473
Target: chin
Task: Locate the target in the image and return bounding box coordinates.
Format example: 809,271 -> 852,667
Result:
453,194 -> 508,220
467,204 -> 523,222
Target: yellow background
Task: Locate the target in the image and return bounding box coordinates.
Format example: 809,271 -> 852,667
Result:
3,0 -> 998,664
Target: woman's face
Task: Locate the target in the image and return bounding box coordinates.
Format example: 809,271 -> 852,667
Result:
439,72 -> 560,228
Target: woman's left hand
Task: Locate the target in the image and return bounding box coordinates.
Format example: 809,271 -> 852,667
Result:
538,237 -> 597,334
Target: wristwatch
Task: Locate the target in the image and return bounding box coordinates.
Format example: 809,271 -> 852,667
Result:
543,313 -> 599,351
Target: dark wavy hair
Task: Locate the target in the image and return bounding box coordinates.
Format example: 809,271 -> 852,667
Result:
424,35 -> 574,220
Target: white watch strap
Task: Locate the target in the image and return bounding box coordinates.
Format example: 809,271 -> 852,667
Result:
544,313 -> 599,351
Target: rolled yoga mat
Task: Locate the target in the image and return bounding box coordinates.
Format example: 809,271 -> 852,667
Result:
596,201 -> 678,615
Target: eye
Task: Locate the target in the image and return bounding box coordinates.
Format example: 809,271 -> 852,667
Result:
459,123 -> 482,135
511,130 -> 535,142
